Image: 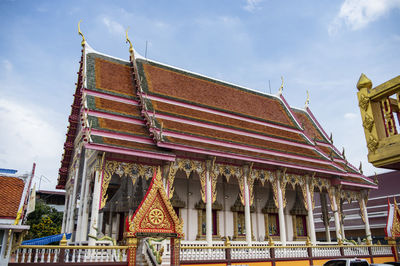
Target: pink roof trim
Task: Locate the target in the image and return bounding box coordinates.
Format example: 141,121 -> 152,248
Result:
157,142 -> 346,176
154,128 -> 339,167
87,110 -> 145,125
147,94 -> 306,135
148,111 -> 315,150
84,88 -> 139,106
84,143 -> 176,161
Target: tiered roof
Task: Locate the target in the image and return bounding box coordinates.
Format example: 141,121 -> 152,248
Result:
57,42 -> 377,190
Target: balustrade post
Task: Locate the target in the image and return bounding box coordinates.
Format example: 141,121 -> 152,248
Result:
368,245 -> 374,263
224,237 -> 231,266
58,233 -> 68,263
307,246 -> 313,265
126,237 -> 138,266
339,245 -> 344,257
269,238 -> 275,260
170,238 -> 181,266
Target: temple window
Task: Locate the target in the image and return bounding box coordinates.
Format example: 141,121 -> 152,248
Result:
262,186 -> 280,240
195,200 -> 222,240
231,195 -> 255,241
295,215 -> 307,237
290,188 -> 308,240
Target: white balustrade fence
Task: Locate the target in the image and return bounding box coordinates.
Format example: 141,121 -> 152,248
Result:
343,246 -> 369,256
371,245 -> 393,256
180,247 -> 225,261
13,246 -> 127,263
11,243 -> 398,264
311,246 -> 341,257
231,247 -> 270,260
275,246 -> 308,258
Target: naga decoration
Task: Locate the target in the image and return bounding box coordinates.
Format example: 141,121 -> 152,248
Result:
100,161 -> 154,209
78,20 -> 86,47
278,76 -> 284,95
305,90 -> 310,108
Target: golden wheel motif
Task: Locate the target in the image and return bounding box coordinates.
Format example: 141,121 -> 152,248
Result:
149,209 -> 164,225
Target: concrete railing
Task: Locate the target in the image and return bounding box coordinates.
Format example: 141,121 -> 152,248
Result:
11,245 -> 128,263
9,243 -> 398,264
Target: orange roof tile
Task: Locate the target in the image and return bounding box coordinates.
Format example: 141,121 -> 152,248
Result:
0,176 -> 24,218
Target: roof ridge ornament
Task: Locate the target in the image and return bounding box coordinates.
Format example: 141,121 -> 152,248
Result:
125,27 -> 134,56
304,90 -> 310,108
359,161 -> 363,174
78,20 -> 86,47
278,76 -> 284,95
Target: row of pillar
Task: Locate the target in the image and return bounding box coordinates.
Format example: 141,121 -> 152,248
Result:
62,156 -> 372,247
202,165 -> 372,246
62,151 -> 103,245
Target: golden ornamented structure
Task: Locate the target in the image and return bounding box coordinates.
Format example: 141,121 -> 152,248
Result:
356,73 -> 400,169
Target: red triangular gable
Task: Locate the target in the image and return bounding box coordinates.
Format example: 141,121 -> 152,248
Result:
125,166 -> 183,238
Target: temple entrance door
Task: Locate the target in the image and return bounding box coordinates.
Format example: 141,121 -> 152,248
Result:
124,167 -> 183,266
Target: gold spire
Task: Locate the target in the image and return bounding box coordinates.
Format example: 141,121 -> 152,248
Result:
278,76 -> 284,95
357,73 -> 372,91
78,20 -> 86,47
305,90 -> 310,108
126,27 -> 134,55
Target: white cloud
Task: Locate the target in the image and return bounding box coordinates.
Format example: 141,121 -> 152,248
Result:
243,0 -> 263,12
102,16 -> 125,36
344,112 -> 358,119
0,98 -> 64,189
329,0 -> 400,34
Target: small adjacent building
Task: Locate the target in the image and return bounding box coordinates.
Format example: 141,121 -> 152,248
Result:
36,190 -> 65,212
0,173 -> 30,266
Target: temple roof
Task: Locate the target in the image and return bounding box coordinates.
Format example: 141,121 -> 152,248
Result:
57,43 -> 377,189
0,176 -> 24,219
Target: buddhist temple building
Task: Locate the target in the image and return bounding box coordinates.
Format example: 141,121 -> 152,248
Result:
58,31 -> 378,251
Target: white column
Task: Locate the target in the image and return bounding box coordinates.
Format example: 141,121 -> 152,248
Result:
80,177 -> 91,242
206,160 -> 212,246
361,197 -> 372,244
305,180 -> 316,245
62,194 -> 70,233
276,177 -> 287,246
67,170 -> 79,234
244,176 -> 252,245
75,157 -> 88,243
89,170 -> 102,245
331,191 -> 342,242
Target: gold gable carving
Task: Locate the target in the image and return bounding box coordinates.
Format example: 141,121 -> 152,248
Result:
127,166 -> 183,237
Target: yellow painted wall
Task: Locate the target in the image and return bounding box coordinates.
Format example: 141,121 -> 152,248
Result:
232,262 -> 272,266
373,256 -> 395,264
313,259 -> 331,266
276,260 -> 309,266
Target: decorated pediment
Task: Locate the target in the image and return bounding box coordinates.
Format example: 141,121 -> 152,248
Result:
126,166 -> 183,238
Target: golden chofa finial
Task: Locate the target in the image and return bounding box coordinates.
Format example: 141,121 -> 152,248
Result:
278,76 -> 284,95
305,90 -> 310,108
78,20 -> 86,47
357,73 -> 372,91
126,27 -> 134,55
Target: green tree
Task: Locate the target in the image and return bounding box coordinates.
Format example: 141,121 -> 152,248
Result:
25,199 -> 63,240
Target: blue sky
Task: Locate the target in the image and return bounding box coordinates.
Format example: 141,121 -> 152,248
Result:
0,0 -> 399,190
